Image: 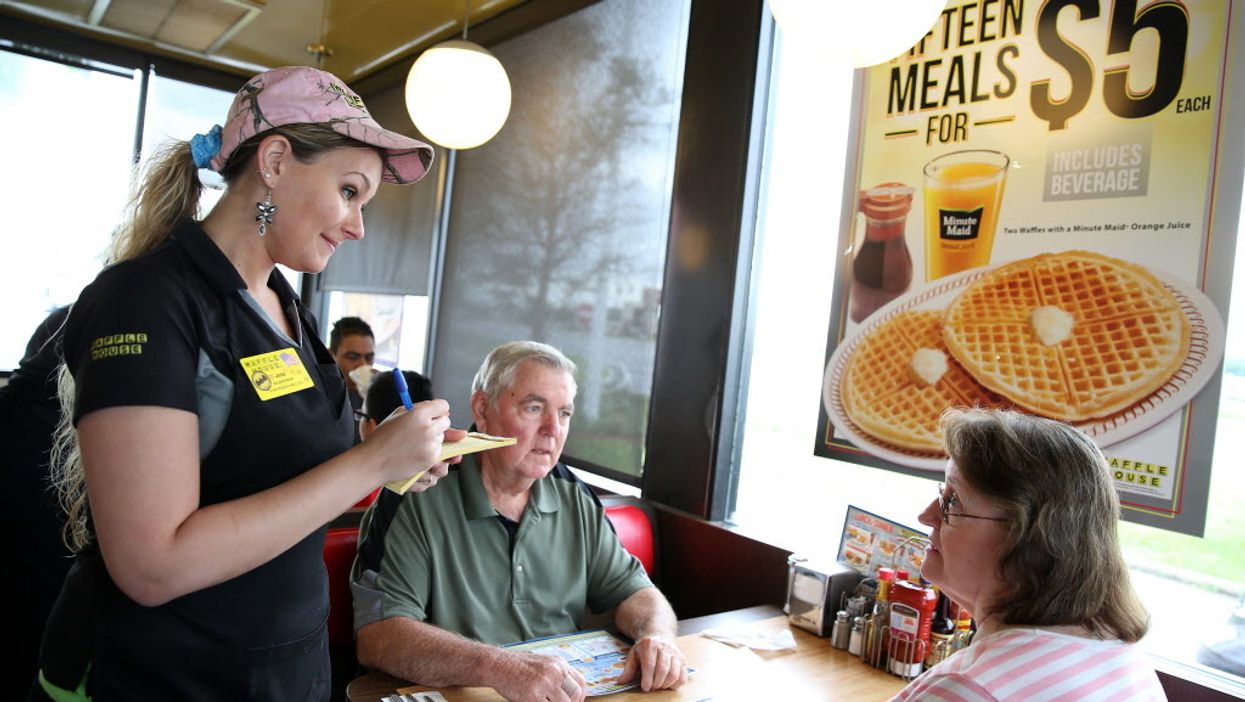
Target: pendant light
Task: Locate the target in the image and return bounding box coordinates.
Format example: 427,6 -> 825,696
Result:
404,0 -> 512,150
770,0 -> 946,68
305,0 -> 332,68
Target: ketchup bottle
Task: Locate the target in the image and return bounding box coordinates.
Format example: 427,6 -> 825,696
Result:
849,182 -> 914,323
887,578 -> 938,678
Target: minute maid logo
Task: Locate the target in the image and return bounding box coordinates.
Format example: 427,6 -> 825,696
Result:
90,333 -> 147,361
939,207 -> 983,240
328,83 -> 366,110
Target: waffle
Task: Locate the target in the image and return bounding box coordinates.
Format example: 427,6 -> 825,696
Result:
942,251 -> 1190,421
841,311 -> 1007,452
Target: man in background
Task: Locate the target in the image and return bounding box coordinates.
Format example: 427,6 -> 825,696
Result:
329,316 -> 375,443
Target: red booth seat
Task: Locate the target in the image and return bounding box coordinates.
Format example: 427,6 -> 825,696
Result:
323,526 -> 360,647
603,499 -> 657,577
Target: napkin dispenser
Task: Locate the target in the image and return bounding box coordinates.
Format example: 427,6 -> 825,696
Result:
784,556 -> 863,636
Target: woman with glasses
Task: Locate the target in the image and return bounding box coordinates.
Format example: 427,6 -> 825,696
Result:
890,408 -> 1165,701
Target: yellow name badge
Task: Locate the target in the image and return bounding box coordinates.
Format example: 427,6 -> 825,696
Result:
239,348 -> 315,401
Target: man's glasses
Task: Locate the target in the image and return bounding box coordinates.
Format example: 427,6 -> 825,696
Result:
342,352 -> 375,363
353,409 -> 370,422
937,484 -> 1007,525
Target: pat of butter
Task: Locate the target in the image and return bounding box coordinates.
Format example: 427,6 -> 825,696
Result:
1030,305 -> 1075,346
910,348 -> 948,386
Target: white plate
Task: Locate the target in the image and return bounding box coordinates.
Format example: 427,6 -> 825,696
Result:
822,263 -> 1226,472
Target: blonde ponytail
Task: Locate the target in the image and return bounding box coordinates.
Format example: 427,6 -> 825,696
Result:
52,141 -> 201,550
50,364 -> 90,550
109,140 -> 203,264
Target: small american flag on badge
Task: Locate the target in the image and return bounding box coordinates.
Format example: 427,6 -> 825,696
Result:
279,352 -> 300,367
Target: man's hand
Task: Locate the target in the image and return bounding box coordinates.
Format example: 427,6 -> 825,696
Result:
620,635 -> 687,691
492,650 -> 587,702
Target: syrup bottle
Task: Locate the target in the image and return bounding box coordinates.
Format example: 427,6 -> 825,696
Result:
861,566 -> 895,668
925,587 -> 956,668
850,182 -> 915,323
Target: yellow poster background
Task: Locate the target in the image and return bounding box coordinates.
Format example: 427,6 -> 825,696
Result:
816,0 -> 1238,536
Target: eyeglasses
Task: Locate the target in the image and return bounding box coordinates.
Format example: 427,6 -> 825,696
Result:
937,483 -> 1007,525
342,352 -> 376,363
353,409 -> 370,422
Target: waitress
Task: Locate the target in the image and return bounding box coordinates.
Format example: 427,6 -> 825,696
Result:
37,66 -> 464,701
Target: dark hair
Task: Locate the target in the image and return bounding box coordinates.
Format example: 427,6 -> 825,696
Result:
941,408 -> 1149,642
365,370 -> 434,424
330,316 -> 375,352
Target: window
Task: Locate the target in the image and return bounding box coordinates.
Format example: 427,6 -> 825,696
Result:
731,31 -> 1245,692
0,56 -> 240,371
323,291 -> 430,372
431,0 -> 690,481
0,51 -> 137,370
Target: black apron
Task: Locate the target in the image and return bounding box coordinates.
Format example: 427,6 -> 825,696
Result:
45,287 -> 353,702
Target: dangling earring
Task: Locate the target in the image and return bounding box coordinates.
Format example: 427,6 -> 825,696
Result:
256,188 -> 277,237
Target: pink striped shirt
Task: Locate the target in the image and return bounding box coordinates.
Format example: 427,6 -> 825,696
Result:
889,628 -> 1167,702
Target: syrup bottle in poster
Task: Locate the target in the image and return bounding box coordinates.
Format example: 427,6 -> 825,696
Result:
850,183 -> 914,323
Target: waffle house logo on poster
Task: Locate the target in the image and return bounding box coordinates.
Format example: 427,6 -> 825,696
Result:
887,0 -> 1191,141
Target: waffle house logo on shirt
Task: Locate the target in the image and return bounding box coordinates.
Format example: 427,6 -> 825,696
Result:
240,348 -> 314,401
90,333 -> 147,360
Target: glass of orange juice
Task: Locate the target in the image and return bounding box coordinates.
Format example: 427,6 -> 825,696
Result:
922,150 -> 1009,281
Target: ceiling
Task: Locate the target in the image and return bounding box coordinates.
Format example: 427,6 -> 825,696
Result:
0,0 -> 527,83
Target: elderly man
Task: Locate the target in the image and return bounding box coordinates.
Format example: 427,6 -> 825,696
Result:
351,341 -> 686,701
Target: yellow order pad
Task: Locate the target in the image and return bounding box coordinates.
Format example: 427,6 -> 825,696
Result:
383,432 -> 517,493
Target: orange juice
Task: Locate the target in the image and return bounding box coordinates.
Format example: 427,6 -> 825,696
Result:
923,150 -> 1009,280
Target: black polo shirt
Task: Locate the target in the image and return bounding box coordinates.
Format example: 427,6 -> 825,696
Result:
52,219 -> 353,701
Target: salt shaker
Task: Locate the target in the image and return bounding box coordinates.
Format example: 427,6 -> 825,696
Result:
848,615 -> 865,656
831,611 -> 851,650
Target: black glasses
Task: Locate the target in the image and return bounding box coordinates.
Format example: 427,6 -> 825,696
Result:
353,409 -> 369,422
937,483 -> 1007,525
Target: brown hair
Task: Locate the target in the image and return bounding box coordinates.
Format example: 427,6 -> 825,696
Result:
52,123 -> 384,551
940,408 -> 1149,642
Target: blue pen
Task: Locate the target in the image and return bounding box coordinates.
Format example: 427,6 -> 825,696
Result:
392,368 -> 413,410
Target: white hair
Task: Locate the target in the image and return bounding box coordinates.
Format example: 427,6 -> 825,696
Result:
471,341 -> 577,406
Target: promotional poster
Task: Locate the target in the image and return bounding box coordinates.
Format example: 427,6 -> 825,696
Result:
814,0 -> 1243,535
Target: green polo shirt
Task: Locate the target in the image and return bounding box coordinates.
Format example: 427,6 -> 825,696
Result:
351,456 -> 652,645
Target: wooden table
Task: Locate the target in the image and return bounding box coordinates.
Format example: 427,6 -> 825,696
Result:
346,606 -> 906,701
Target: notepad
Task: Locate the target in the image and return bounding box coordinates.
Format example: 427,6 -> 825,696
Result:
383,432 -> 517,493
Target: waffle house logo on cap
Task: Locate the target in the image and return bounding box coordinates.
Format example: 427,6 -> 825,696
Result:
328,83 -> 366,111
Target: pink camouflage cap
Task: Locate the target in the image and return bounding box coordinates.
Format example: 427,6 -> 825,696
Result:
205,66 -> 433,184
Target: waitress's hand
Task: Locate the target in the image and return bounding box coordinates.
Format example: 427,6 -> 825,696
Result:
405,426 -> 468,493
364,399 -> 462,485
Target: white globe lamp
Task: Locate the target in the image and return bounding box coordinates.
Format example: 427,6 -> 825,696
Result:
404,39 -> 512,150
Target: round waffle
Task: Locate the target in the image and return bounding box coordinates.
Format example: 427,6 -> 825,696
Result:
841,310 -> 1007,453
942,251 -> 1191,421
